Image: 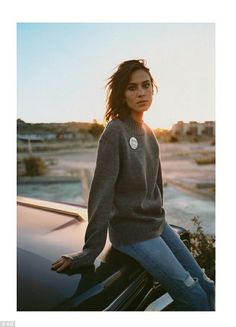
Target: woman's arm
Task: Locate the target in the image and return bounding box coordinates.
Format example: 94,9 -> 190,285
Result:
157,159 -> 163,206
52,123 -> 120,272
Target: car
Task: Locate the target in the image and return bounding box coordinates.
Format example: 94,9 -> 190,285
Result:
17,196 -> 190,311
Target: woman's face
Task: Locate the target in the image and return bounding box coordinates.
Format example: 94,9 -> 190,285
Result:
124,69 -> 153,114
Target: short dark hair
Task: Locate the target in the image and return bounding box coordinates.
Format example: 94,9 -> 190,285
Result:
104,59 -> 157,123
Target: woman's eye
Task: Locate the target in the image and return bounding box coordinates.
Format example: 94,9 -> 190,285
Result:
143,82 -> 150,89
127,85 -> 136,91
127,82 -> 151,91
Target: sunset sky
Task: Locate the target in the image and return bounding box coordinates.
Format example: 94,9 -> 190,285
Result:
17,23 -> 214,129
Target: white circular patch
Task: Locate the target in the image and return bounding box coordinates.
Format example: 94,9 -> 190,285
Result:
129,137 -> 138,149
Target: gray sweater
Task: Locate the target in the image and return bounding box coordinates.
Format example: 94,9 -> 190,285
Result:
63,115 -> 166,267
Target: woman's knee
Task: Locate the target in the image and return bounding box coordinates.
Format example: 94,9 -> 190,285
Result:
173,275 -> 210,311
186,278 -> 210,310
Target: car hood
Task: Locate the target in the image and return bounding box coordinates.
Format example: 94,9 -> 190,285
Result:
17,199 -> 114,310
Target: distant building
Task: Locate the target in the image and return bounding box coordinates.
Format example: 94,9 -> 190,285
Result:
56,132 -> 75,141
171,121 -> 188,135
17,133 -> 57,142
203,121 -> 215,136
171,120 -> 215,137
17,134 -> 44,142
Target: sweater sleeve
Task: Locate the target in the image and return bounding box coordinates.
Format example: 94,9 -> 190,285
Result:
62,124 -> 120,268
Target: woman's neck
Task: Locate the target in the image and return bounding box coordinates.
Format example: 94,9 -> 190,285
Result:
130,111 -> 144,123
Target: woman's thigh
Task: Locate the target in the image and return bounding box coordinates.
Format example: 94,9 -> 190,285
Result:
115,235 -> 197,291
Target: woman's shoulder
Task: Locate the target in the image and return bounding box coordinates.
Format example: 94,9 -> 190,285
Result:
143,122 -> 160,147
143,121 -> 157,137
106,118 -> 124,129
104,118 -> 125,133
100,119 -> 123,143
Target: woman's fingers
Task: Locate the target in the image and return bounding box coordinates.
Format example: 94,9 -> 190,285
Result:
52,257 -> 64,266
51,257 -> 72,272
51,257 -> 64,268
56,259 -> 72,272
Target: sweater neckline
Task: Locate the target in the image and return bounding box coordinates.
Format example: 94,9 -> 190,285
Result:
124,115 -> 145,135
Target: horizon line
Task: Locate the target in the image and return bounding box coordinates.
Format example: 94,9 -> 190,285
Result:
17,118 -> 215,130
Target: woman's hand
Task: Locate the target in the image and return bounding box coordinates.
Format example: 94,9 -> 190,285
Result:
51,256 -> 73,272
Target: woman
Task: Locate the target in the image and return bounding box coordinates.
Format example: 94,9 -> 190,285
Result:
52,59 -> 215,311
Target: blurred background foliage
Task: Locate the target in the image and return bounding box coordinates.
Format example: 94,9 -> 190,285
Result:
189,217 -> 215,281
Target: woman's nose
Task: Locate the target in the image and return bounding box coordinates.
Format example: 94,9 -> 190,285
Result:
137,86 -> 145,96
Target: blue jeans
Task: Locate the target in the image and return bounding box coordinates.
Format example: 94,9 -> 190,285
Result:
113,223 -> 215,311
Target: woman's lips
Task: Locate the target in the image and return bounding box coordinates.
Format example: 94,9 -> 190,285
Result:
136,100 -> 148,105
